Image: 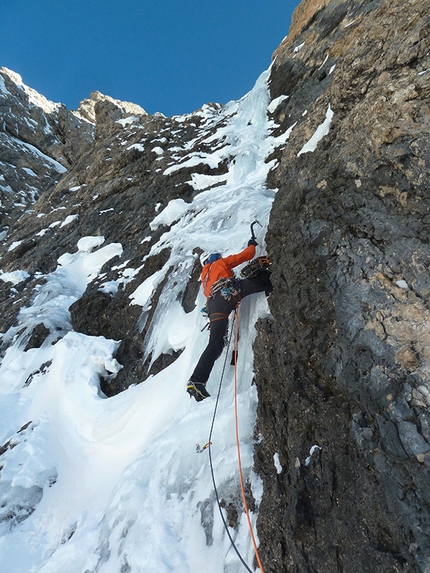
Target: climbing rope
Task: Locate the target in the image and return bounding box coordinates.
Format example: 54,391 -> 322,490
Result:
207,311 -> 253,573
233,306 -> 265,573
206,307 -> 265,573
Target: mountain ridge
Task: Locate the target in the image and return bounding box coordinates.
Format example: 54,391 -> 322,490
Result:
1,0 -> 430,570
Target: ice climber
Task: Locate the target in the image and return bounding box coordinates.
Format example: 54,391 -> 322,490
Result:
187,237 -> 273,402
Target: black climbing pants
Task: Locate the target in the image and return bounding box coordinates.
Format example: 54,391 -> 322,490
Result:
190,271 -> 272,384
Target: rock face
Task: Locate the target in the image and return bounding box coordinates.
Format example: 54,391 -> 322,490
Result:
253,0 -> 430,571
0,0 -> 429,570
0,67 -> 94,231
0,66 -> 227,392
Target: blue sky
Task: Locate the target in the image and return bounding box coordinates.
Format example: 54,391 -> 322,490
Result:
2,0 -> 299,116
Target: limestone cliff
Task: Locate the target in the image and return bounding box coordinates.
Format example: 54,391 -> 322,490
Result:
0,0 -> 429,570
254,0 -> 430,571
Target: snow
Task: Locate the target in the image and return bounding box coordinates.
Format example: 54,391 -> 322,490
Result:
0,74 -> 10,95
10,136 -> 67,173
116,116 -> 139,127
22,167 -> 37,177
318,55 -> 329,70
1,68 -> 59,114
60,214 -> 79,228
298,104 -> 334,156
8,240 -> 22,252
127,143 -> 144,152
305,445 -> 322,466
163,152 -> 222,176
129,266 -> 169,308
273,453 -> 282,474
0,68 -> 289,572
267,95 -> 289,114
149,198 -> 190,230
396,279 -> 409,290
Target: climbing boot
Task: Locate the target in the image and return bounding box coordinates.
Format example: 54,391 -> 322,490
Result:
187,381 -> 210,402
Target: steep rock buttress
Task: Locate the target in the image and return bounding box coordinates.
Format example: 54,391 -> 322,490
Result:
254,0 -> 430,571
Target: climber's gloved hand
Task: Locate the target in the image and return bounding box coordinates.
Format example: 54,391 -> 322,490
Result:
248,238 -> 258,247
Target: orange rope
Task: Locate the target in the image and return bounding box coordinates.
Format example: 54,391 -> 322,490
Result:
233,306 -> 265,573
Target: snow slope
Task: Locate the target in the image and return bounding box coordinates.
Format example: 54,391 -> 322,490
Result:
0,68 -> 325,572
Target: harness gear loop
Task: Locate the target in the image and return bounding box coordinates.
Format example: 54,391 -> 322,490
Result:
210,277 -> 241,300
201,311 -> 230,332
209,311 -> 230,322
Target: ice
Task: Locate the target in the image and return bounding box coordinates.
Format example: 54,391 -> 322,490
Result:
129,266 -> 169,308
0,270 -> 29,285
0,68 -> 293,572
297,104 -> 334,156
0,238 -> 123,391
273,453 -> 282,474
318,55 -> 329,70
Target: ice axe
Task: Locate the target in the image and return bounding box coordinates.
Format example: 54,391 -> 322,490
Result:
250,219 -> 262,242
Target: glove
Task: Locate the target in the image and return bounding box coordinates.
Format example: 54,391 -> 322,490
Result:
248,238 -> 258,247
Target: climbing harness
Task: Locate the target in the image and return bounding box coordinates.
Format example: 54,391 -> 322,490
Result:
202,308 -> 266,573
210,277 -> 241,300
200,311 -> 231,332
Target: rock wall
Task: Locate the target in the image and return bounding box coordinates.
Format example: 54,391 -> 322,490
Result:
1,0 -> 430,569
254,0 -> 430,571
0,68 -> 228,393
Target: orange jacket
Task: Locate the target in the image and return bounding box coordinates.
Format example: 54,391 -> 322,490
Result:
201,245 -> 255,298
